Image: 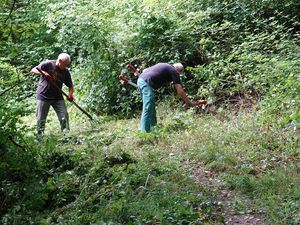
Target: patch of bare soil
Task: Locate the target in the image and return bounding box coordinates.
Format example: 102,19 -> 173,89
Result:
187,162 -> 266,225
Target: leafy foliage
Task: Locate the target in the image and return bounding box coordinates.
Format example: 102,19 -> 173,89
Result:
0,59 -> 39,218
0,0 -> 299,224
1,0 -> 299,119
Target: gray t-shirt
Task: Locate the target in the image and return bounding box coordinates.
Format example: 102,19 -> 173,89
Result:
36,60 -> 73,100
139,63 -> 181,89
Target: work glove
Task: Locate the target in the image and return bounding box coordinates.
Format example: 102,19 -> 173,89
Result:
67,94 -> 73,102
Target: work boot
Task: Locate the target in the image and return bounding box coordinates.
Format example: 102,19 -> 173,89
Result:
35,130 -> 45,138
60,117 -> 70,133
36,124 -> 45,136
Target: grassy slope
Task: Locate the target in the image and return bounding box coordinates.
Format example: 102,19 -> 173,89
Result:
19,100 -> 300,224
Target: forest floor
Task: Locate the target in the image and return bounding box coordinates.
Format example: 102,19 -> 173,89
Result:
17,100 -> 300,224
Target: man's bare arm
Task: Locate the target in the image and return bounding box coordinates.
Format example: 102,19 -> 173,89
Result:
174,84 -> 195,106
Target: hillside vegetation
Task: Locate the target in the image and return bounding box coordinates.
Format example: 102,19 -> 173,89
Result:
0,0 -> 299,224
1,104 -> 299,224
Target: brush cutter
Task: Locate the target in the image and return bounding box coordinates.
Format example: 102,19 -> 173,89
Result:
36,67 -> 93,121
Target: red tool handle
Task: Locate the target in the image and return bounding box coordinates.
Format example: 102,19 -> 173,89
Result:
119,75 -> 129,84
195,100 -> 208,106
126,64 -> 137,73
119,75 -> 138,88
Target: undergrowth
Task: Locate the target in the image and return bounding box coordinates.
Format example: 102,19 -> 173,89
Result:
1,101 -> 299,224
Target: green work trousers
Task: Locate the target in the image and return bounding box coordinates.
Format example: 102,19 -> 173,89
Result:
137,78 -> 157,132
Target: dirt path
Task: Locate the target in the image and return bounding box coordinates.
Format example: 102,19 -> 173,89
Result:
188,162 -> 266,225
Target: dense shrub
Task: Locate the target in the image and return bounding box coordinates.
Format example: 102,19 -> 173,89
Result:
0,0 -> 299,120
0,59 -> 39,218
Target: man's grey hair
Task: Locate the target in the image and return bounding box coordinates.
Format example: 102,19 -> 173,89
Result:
173,63 -> 184,73
58,53 -> 71,63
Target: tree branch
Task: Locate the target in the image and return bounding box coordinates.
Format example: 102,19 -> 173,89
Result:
0,85 -> 16,96
8,135 -> 26,152
5,0 -> 17,23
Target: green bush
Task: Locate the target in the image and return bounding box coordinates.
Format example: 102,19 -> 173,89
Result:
0,59 -> 39,219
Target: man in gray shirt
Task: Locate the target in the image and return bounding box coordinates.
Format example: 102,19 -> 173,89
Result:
31,53 -> 74,136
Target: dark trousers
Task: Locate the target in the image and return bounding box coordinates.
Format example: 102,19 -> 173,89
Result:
36,99 -> 69,134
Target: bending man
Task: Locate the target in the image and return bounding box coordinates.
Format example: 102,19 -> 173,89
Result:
31,53 -> 74,136
137,63 -> 197,132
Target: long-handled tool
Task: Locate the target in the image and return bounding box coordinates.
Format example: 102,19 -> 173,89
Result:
36,67 -> 93,121
119,64 -> 139,88
119,75 -> 138,88
126,64 -> 139,75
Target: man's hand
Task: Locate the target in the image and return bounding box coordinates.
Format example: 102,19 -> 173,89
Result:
193,100 -> 207,106
32,67 -> 52,81
45,74 -> 52,81
185,100 -> 207,109
67,94 -> 73,102
42,71 -> 52,81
